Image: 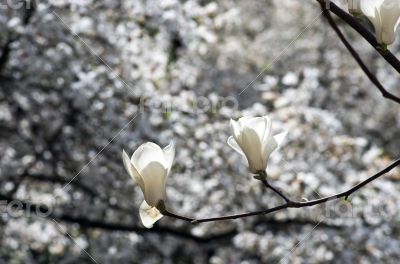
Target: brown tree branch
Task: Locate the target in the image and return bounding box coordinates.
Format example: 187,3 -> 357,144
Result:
0,192 -> 342,244
318,1 -> 400,104
317,0 -> 400,74
163,158 -> 400,223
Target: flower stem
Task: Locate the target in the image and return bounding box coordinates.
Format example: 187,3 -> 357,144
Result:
163,210 -> 194,222
257,176 -> 292,203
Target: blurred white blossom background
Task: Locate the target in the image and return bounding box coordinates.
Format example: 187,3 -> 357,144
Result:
0,0 -> 400,263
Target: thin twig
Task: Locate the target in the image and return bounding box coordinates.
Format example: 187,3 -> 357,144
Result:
164,158 -> 400,223
318,1 -> 400,104
257,177 -> 291,203
163,210 -> 194,222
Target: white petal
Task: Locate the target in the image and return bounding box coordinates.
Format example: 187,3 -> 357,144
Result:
261,116 -> 272,144
261,136 -> 278,166
140,161 -> 168,207
227,136 -> 246,157
361,1 -> 383,41
131,142 -> 167,172
240,126 -> 264,172
380,0 -> 400,44
237,116 -> 252,126
361,0 -> 378,17
230,119 -> 242,142
246,117 -> 267,141
373,7 -> 384,43
348,0 -> 362,12
261,131 -> 287,168
360,0 -> 395,44
122,150 -> 145,191
139,200 -> 163,228
274,131 -> 287,147
163,141 -> 175,174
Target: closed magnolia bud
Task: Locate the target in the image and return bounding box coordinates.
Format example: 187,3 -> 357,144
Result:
122,141 -> 175,228
361,0 -> 400,45
227,116 -> 286,174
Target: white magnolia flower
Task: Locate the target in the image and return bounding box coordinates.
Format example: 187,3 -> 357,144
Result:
348,0 -> 362,15
361,0 -> 400,45
228,116 -> 286,174
122,142 -> 175,228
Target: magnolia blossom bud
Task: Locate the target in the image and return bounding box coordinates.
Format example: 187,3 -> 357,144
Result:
361,0 -> 400,45
348,0 -> 362,15
122,142 -> 175,228
228,116 -> 286,174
